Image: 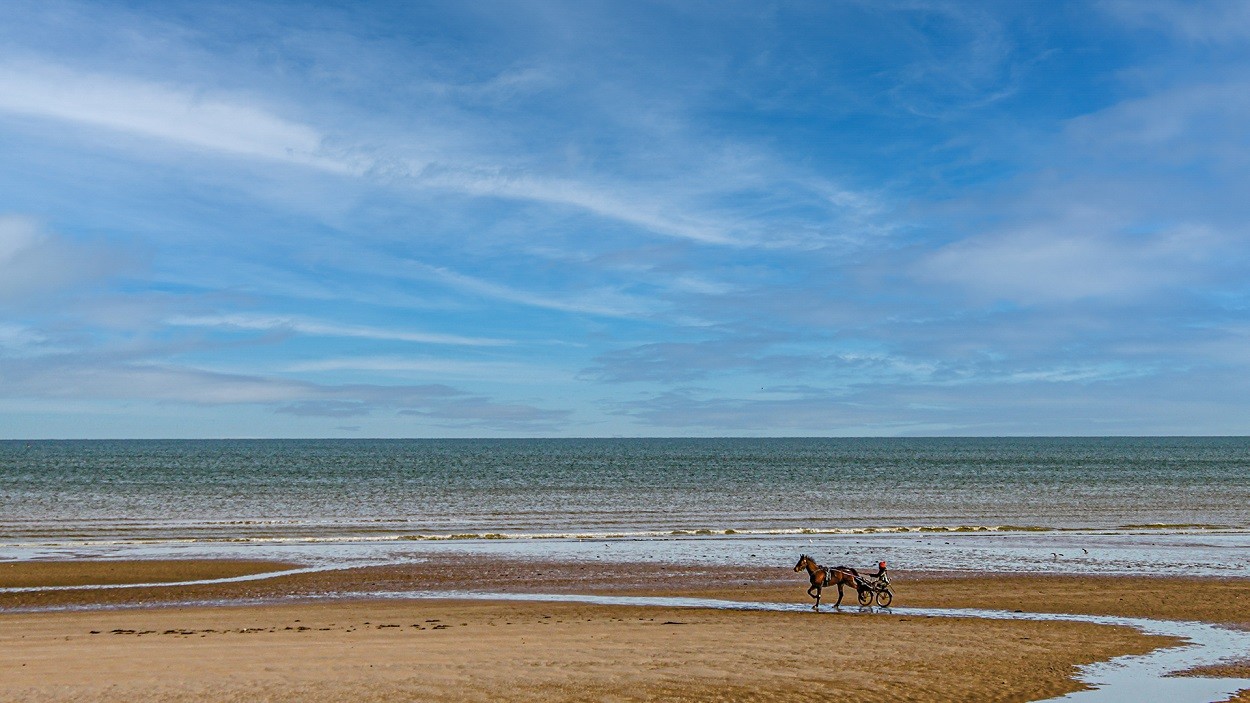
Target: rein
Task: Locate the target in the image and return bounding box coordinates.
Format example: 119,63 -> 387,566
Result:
798,556 -> 857,587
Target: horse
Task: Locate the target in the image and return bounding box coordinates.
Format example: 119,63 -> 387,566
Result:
793,553 -> 865,610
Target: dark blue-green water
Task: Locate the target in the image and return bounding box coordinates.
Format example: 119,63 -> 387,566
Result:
2,437 -> 1248,545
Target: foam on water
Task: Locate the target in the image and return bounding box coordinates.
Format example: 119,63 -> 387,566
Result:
6,529 -> 1248,579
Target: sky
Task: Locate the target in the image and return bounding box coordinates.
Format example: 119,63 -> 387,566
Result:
2,0 -> 1249,438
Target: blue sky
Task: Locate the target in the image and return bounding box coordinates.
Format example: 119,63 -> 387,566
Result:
2,0 -> 1249,438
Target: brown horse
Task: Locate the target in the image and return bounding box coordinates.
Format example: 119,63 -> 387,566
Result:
793,554 -> 864,610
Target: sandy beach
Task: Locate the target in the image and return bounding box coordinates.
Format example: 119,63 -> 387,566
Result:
4,557 -> 1249,702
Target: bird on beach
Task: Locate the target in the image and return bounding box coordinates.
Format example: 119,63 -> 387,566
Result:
1082,548 -> 1088,554
1051,552 -> 1064,560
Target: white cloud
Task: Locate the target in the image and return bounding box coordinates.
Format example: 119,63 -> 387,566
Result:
0,215 -> 38,262
164,313 -> 510,347
915,220 -> 1222,305
0,214 -> 137,303
0,60 -> 359,174
668,275 -> 739,297
1100,0 -> 1250,44
0,61 -> 767,249
449,172 -> 738,246
0,61 -> 884,252
0,357 -> 570,431
407,262 -> 656,318
1066,80 -> 1250,154
6,362 -> 309,405
285,355 -> 572,382
0,322 -> 46,351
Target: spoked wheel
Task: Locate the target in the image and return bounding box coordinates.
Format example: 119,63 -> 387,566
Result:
857,589 -> 874,606
875,590 -> 893,607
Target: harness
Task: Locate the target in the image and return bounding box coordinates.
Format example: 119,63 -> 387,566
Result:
822,567 -> 853,587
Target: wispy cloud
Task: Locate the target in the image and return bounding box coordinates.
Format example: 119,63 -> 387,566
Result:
914,220 -> 1225,305
406,262 -> 657,318
1099,0 -> 1250,44
286,356 -> 572,383
3,2 -> 1249,436
0,214 -> 141,304
0,58 -> 880,252
165,313 -> 510,347
423,169 -> 741,246
1,356 -> 570,432
0,322 -> 46,352
0,60 -> 358,173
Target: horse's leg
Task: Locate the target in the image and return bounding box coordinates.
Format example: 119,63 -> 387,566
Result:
808,585 -> 821,610
833,582 -> 844,608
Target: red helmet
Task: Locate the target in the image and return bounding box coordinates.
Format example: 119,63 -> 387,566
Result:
878,561 -> 887,569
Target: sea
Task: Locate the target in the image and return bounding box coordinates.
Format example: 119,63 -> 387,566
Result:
3,437 -> 1249,577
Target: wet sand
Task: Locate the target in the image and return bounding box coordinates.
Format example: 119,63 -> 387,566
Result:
4,557 -> 1249,702
0,559 -> 298,589
6,556 -> 1250,625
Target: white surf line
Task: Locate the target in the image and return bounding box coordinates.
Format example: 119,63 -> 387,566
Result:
7,524 -> 1246,549
354,591 -> 1250,703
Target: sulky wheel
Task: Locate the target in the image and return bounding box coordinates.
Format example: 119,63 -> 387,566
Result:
875,589 -> 893,607
857,589 -> 874,606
